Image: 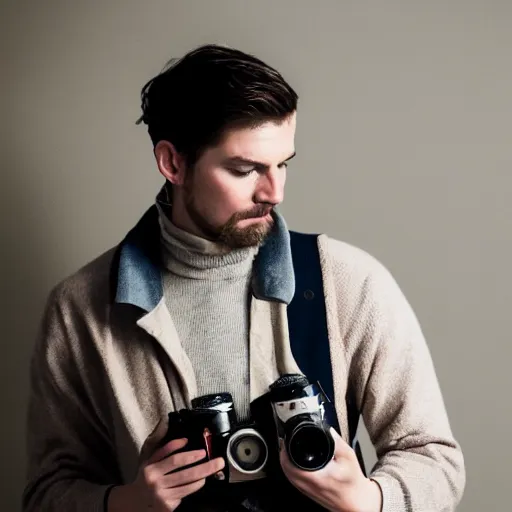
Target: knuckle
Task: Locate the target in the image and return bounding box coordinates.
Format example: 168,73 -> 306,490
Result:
170,452 -> 185,465
143,467 -> 158,487
171,451 -> 200,469
168,452 -> 186,467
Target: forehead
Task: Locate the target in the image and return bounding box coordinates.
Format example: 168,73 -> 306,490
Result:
216,114 -> 296,162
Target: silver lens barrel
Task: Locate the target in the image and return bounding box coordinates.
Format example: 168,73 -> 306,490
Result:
226,428 -> 269,475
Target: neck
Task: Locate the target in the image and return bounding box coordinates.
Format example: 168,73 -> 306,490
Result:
156,185 -> 228,249
156,200 -> 259,280
168,198 -> 215,243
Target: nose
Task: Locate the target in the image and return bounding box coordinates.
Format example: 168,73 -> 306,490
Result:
254,167 -> 286,205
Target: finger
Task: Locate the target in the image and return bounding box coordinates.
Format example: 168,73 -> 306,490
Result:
155,447 -> 207,474
164,477 -> 207,500
330,427 -> 352,460
163,457 -> 225,488
147,438 -> 190,465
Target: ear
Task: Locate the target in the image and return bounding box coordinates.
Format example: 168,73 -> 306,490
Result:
154,140 -> 187,186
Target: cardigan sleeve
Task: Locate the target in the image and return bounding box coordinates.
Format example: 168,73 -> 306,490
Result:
22,285 -> 119,512
328,239 -> 466,512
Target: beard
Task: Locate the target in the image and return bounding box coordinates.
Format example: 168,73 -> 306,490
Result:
183,184 -> 274,249
217,204 -> 275,248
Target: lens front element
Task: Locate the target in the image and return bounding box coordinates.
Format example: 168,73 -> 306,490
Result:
288,422 -> 334,471
226,428 -> 268,474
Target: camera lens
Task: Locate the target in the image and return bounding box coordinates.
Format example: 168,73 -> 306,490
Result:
226,428 -> 268,474
288,422 -> 334,471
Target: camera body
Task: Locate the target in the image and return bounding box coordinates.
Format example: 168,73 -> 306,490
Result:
161,373 -> 335,487
162,392 -> 271,484
267,374 -> 335,472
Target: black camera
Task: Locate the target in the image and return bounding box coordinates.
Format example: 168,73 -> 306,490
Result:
161,392 -> 270,484
267,373 -> 335,471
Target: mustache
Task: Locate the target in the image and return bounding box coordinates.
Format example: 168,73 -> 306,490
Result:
235,204 -> 274,221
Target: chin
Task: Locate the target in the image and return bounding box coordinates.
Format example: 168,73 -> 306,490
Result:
220,221 -> 273,249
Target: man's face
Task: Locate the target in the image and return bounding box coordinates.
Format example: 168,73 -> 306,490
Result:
176,113 -> 296,248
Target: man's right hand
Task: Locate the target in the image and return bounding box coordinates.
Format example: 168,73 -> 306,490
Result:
108,418 -> 225,511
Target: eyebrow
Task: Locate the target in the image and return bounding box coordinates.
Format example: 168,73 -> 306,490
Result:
223,151 -> 296,168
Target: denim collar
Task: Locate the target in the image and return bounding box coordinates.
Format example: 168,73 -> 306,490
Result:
114,200 -> 296,312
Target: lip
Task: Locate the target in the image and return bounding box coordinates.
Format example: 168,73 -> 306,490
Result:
240,213 -> 272,223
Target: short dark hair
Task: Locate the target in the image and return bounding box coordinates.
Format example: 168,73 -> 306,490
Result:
137,44 -> 298,167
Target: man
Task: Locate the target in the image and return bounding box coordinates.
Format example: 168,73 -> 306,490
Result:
22,44 -> 465,511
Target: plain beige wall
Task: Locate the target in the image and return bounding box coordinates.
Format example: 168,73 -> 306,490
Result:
1,0 -> 510,510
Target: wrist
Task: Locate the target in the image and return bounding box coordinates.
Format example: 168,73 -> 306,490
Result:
328,476 -> 382,512
107,483 -> 137,512
355,478 -> 383,512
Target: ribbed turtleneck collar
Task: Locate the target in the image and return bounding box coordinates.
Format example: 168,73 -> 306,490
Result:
156,196 -> 259,281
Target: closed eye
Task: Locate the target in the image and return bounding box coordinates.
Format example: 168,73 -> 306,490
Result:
223,151 -> 295,176
229,167 -> 257,177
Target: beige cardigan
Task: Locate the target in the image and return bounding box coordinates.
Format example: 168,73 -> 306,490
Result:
22,207 -> 465,512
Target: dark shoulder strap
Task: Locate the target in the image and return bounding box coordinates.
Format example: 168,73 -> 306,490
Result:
287,231 -> 366,473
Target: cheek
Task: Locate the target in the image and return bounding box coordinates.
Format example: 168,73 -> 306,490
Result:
197,174 -> 254,221
216,175 -> 255,203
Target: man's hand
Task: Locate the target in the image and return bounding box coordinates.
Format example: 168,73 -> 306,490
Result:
108,418 -> 225,511
279,428 -> 382,512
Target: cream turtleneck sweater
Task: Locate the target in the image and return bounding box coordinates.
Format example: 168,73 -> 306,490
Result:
157,205 -> 259,422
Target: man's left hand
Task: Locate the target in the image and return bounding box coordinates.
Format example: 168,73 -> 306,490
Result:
279,428 -> 382,512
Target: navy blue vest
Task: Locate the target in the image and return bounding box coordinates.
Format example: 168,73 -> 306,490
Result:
287,231 -> 366,475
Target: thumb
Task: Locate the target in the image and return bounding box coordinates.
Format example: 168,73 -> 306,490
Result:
139,415 -> 169,464
330,427 -> 351,459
